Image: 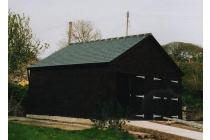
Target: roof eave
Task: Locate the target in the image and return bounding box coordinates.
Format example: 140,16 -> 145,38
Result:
27,62 -> 110,70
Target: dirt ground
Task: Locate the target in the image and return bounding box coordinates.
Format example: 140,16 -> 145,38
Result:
8,116 -> 91,130
150,120 -> 203,132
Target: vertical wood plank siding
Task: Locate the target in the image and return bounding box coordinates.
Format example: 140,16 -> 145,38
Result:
111,39 -> 182,119
28,66 -> 104,118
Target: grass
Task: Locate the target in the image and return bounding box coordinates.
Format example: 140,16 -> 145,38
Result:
8,122 -> 136,140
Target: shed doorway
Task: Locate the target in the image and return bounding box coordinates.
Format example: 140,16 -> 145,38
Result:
129,75 -> 145,119
116,73 -> 146,119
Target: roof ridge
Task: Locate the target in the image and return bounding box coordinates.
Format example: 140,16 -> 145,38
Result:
69,33 -> 152,45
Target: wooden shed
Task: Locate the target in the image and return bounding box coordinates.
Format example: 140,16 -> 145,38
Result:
27,33 -> 184,120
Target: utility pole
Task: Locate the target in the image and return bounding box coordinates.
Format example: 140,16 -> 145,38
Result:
126,11 -> 129,36
68,21 -> 72,44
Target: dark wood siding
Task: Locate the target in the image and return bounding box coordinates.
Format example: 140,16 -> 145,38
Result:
27,66 -> 104,118
111,39 -> 182,119
111,39 -> 181,79
100,70 -> 116,102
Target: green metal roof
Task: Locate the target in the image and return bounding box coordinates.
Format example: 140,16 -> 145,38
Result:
29,33 -> 151,68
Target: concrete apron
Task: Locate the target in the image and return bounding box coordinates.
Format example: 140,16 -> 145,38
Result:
127,121 -> 203,140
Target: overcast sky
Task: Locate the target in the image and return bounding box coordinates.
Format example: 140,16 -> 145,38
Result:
8,0 -> 203,59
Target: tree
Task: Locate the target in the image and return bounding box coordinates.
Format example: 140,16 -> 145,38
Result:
162,42 -> 203,113
162,42 -> 203,93
177,62 -> 203,93
58,20 -> 102,49
8,10 -> 50,82
162,42 -> 203,63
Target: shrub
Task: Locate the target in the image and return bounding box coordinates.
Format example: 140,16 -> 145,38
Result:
8,82 -> 28,116
8,82 -> 28,107
182,91 -> 203,110
91,101 -> 132,131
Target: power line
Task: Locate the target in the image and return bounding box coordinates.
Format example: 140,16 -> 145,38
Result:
130,13 -> 202,20
33,12 -> 202,35
92,16 -> 125,23
34,23 -> 68,34
107,23 -> 126,37
33,23 -> 67,32
130,12 -> 202,18
33,14 -> 125,34
90,14 -> 125,21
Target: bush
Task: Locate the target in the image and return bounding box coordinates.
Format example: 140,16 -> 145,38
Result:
8,82 -> 28,116
91,102 -> 132,131
182,91 -> 203,110
8,82 -> 28,107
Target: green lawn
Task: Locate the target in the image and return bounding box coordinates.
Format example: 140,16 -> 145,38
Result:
8,122 -> 136,140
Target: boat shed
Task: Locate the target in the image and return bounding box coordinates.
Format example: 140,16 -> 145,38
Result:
27,33 -> 183,120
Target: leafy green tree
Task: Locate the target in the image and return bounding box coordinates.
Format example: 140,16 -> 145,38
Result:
162,42 -> 203,94
177,62 -> 203,93
162,42 -> 203,63
163,42 -> 203,113
8,10 -> 49,82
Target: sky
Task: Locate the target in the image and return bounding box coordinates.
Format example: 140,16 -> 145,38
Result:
3,1 -> 209,138
8,0 -> 203,59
